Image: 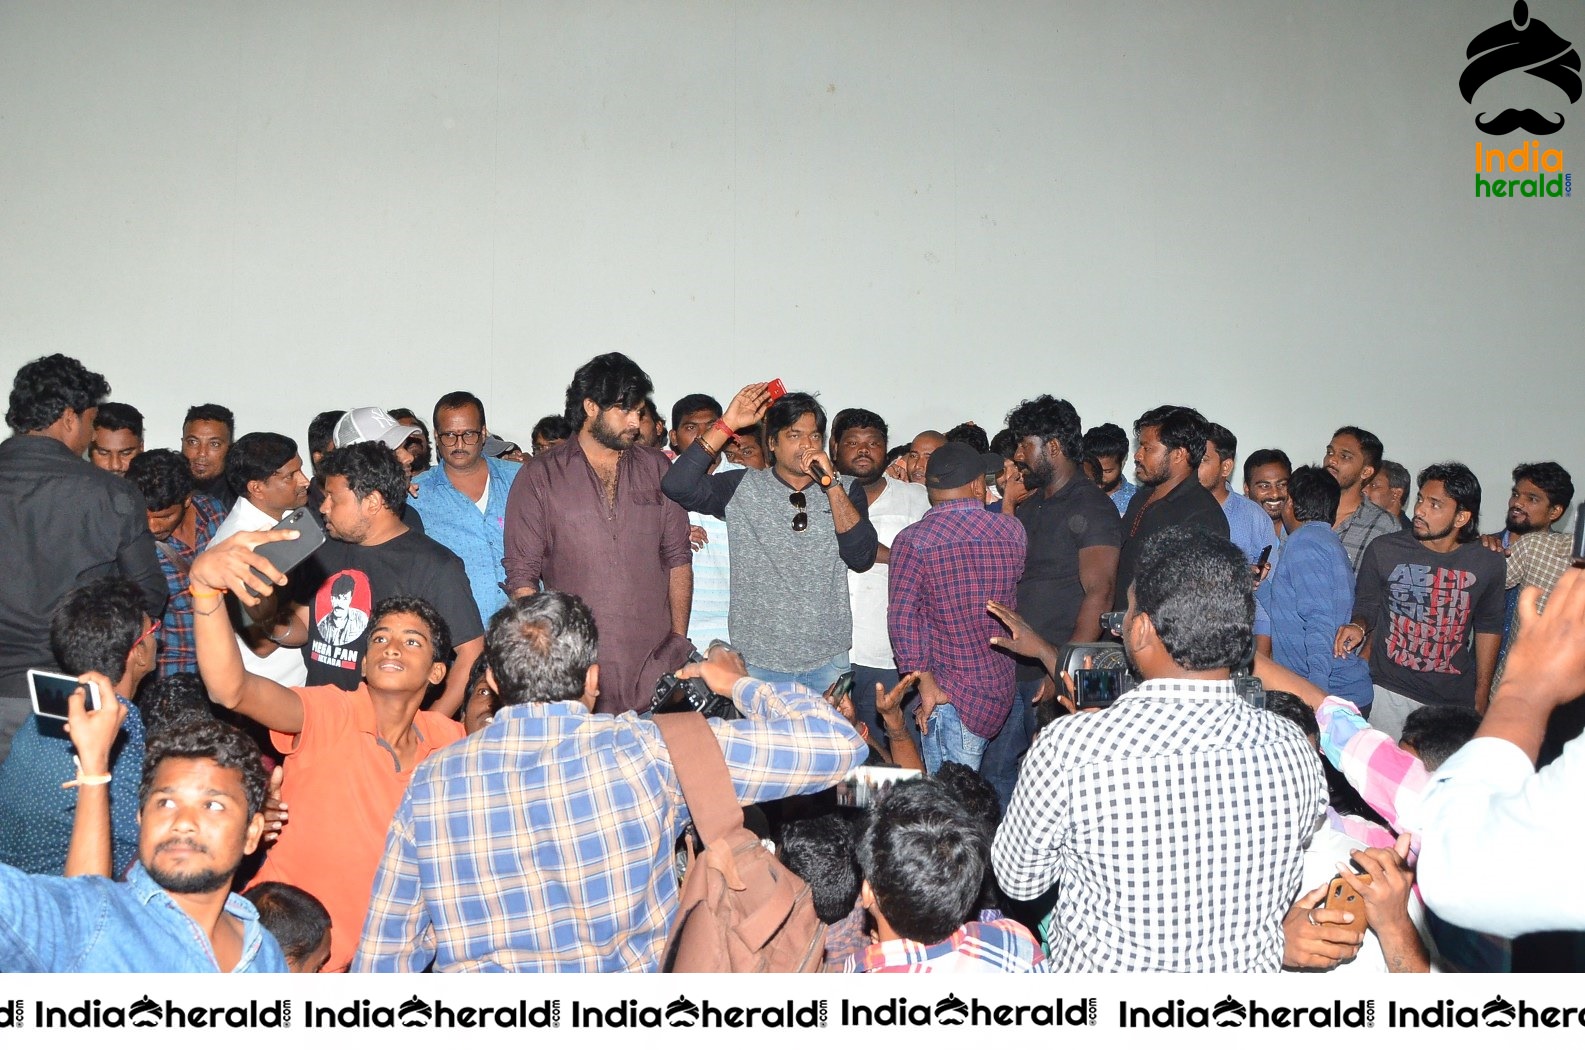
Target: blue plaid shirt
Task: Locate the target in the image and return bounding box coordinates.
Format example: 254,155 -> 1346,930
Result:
352,678 -> 865,972
153,492 -> 225,677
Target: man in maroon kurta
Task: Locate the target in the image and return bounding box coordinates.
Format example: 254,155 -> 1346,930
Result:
502,354 -> 693,713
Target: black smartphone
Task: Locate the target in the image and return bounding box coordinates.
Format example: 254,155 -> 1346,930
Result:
1255,544 -> 1273,570
1573,512 -> 1585,565
28,669 -> 101,721
829,670 -> 855,700
244,508 -> 326,596
1073,668 -> 1123,709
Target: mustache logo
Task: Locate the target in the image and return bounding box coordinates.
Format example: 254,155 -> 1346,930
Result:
1475,108 -> 1567,134
1461,2 -> 1581,136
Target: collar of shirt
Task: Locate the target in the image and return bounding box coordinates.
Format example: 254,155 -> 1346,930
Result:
1120,676 -> 1244,706
923,496 -> 985,515
122,862 -> 273,969
347,686 -> 437,755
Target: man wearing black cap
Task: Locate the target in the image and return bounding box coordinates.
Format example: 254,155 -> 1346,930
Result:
888,442 -> 1027,773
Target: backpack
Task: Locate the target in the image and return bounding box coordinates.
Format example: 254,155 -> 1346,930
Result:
654,712 -> 827,972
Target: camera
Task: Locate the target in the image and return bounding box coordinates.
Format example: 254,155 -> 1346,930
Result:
649,652 -> 740,721
1099,611 -> 1125,637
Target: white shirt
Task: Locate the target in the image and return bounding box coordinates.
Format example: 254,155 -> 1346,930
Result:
847,479 -> 929,668
210,498 -> 308,687
1417,735 -> 1585,938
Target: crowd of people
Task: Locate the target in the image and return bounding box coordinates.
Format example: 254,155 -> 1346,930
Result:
0,349 -> 1579,973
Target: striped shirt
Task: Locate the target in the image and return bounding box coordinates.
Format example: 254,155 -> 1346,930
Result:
842,919 -> 1045,973
351,678 -> 864,972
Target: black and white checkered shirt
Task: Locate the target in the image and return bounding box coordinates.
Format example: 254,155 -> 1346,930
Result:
992,678 -> 1327,972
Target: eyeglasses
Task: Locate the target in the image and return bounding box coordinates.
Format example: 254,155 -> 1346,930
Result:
437,429 -> 484,447
135,620 -> 161,646
789,491 -> 808,532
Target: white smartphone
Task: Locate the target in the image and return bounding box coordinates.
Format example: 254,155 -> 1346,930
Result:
27,669 -> 101,721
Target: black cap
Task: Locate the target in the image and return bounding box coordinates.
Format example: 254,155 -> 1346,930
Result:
924,442 -> 1003,490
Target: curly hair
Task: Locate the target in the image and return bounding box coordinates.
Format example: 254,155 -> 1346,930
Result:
140,718 -> 269,819
6,354 -> 110,433
126,449 -> 195,512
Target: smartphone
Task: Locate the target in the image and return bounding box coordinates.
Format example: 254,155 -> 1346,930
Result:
1314,858 -> 1371,936
1073,668 -> 1123,709
1255,545 -> 1273,570
245,508 -> 327,595
829,670 -> 855,701
28,669 -> 101,722
766,378 -> 787,403
1573,511 -> 1585,566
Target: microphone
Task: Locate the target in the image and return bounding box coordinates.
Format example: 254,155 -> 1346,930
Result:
807,460 -> 834,488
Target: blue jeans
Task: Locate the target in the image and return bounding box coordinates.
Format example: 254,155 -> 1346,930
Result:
979,679 -> 1042,810
745,654 -> 850,695
921,702 -> 990,774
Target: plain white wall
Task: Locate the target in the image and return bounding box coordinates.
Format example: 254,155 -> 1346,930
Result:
2,1 -> 1581,524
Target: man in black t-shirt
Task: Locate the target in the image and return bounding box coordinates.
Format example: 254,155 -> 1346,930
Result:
979,396 -> 1121,807
282,442 -> 483,718
1338,463 -> 1505,740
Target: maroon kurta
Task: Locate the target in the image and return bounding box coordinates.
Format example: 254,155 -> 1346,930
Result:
502,437 -> 691,713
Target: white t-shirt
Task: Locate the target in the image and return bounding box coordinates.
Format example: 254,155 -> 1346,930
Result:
848,479 -> 930,668
210,498 -> 309,688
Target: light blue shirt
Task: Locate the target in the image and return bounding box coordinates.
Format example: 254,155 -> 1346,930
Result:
0,861 -> 287,972
410,457 -> 523,622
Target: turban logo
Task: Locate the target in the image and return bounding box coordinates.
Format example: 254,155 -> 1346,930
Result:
1461,1 -> 1580,134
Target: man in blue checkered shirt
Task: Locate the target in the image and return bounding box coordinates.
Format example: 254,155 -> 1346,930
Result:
352,590 -> 866,972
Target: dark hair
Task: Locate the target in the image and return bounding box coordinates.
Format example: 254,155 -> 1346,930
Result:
831,407 -> 888,448
989,428 -> 1018,460
1332,426 -> 1384,473
6,354 -> 109,433
432,391 -> 486,432
640,398 -> 661,423
944,422 -> 989,455
1006,396 -> 1084,464
933,762 -> 1001,831
331,573 -> 357,598
856,778 -> 986,945
1417,462 -> 1482,543
1514,461 -> 1574,513
307,410 -> 341,462
670,394 -> 723,431
1242,448 -> 1293,486
485,592 -> 597,706
1082,423 -> 1130,463
1134,405 -> 1208,470
184,403 -> 235,437
778,815 -> 860,925
50,577 -> 147,680
886,443 -> 911,465
244,882 -> 333,966
224,432 -> 298,497
140,718 -> 269,819
1286,465 -> 1341,525
1400,706 -> 1482,772
1133,526 -> 1254,671
138,672 -> 215,736
94,401 -> 144,439
371,595 -> 453,667
1204,422 -> 1237,463
1381,460 -> 1411,497
1263,690 -> 1318,741
464,653 -> 493,699
319,442 -> 409,514
563,352 -> 653,431
532,415 -> 573,444
762,392 -> 827,449
126,449 -> 194,512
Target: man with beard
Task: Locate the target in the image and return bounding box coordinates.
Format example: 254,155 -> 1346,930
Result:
1337,463 -> 1505,739
1114,405 -> 1228,611
1243,448 -> 1292,541
980,396 -> 1119,807
1325,426 -> 1400,573
1480,462 -> 1573,660
831,407 -> 929,744
504,353 -> 692,714
183,403 -> 237,510
0,716 -> 287,972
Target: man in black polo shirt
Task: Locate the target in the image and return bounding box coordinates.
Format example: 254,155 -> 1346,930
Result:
1114,405 -> 1229,610
0,355 -> 164,763
979,395 -> 1121,807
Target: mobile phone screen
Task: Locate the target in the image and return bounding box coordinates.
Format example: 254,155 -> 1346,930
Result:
27,670 -> 100,721
1074,668 -> 1122,708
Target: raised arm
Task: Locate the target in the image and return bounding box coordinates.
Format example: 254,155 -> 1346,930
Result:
190,533 -> 306,734
62,673 -> 125,878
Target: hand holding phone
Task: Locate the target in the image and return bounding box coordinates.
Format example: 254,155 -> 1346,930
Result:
190,528 -> 308,606
62,671 -> 127,778
28,668 -> 101,721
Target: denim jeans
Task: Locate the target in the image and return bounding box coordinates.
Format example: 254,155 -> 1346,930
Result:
979,678 -> 1042,809
921,702 -> 990,774
744,654 -> 850,695
852,664 -> 901,748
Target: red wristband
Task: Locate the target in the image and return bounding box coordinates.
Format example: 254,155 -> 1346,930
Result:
711,418 -> 738,440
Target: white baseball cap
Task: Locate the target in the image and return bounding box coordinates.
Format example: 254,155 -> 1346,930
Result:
334,407 -> 422,451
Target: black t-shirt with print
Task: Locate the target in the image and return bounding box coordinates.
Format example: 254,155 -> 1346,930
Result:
302,530 -> 484,690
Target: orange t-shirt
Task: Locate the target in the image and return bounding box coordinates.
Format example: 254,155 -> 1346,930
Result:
250,684 -> 465,972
